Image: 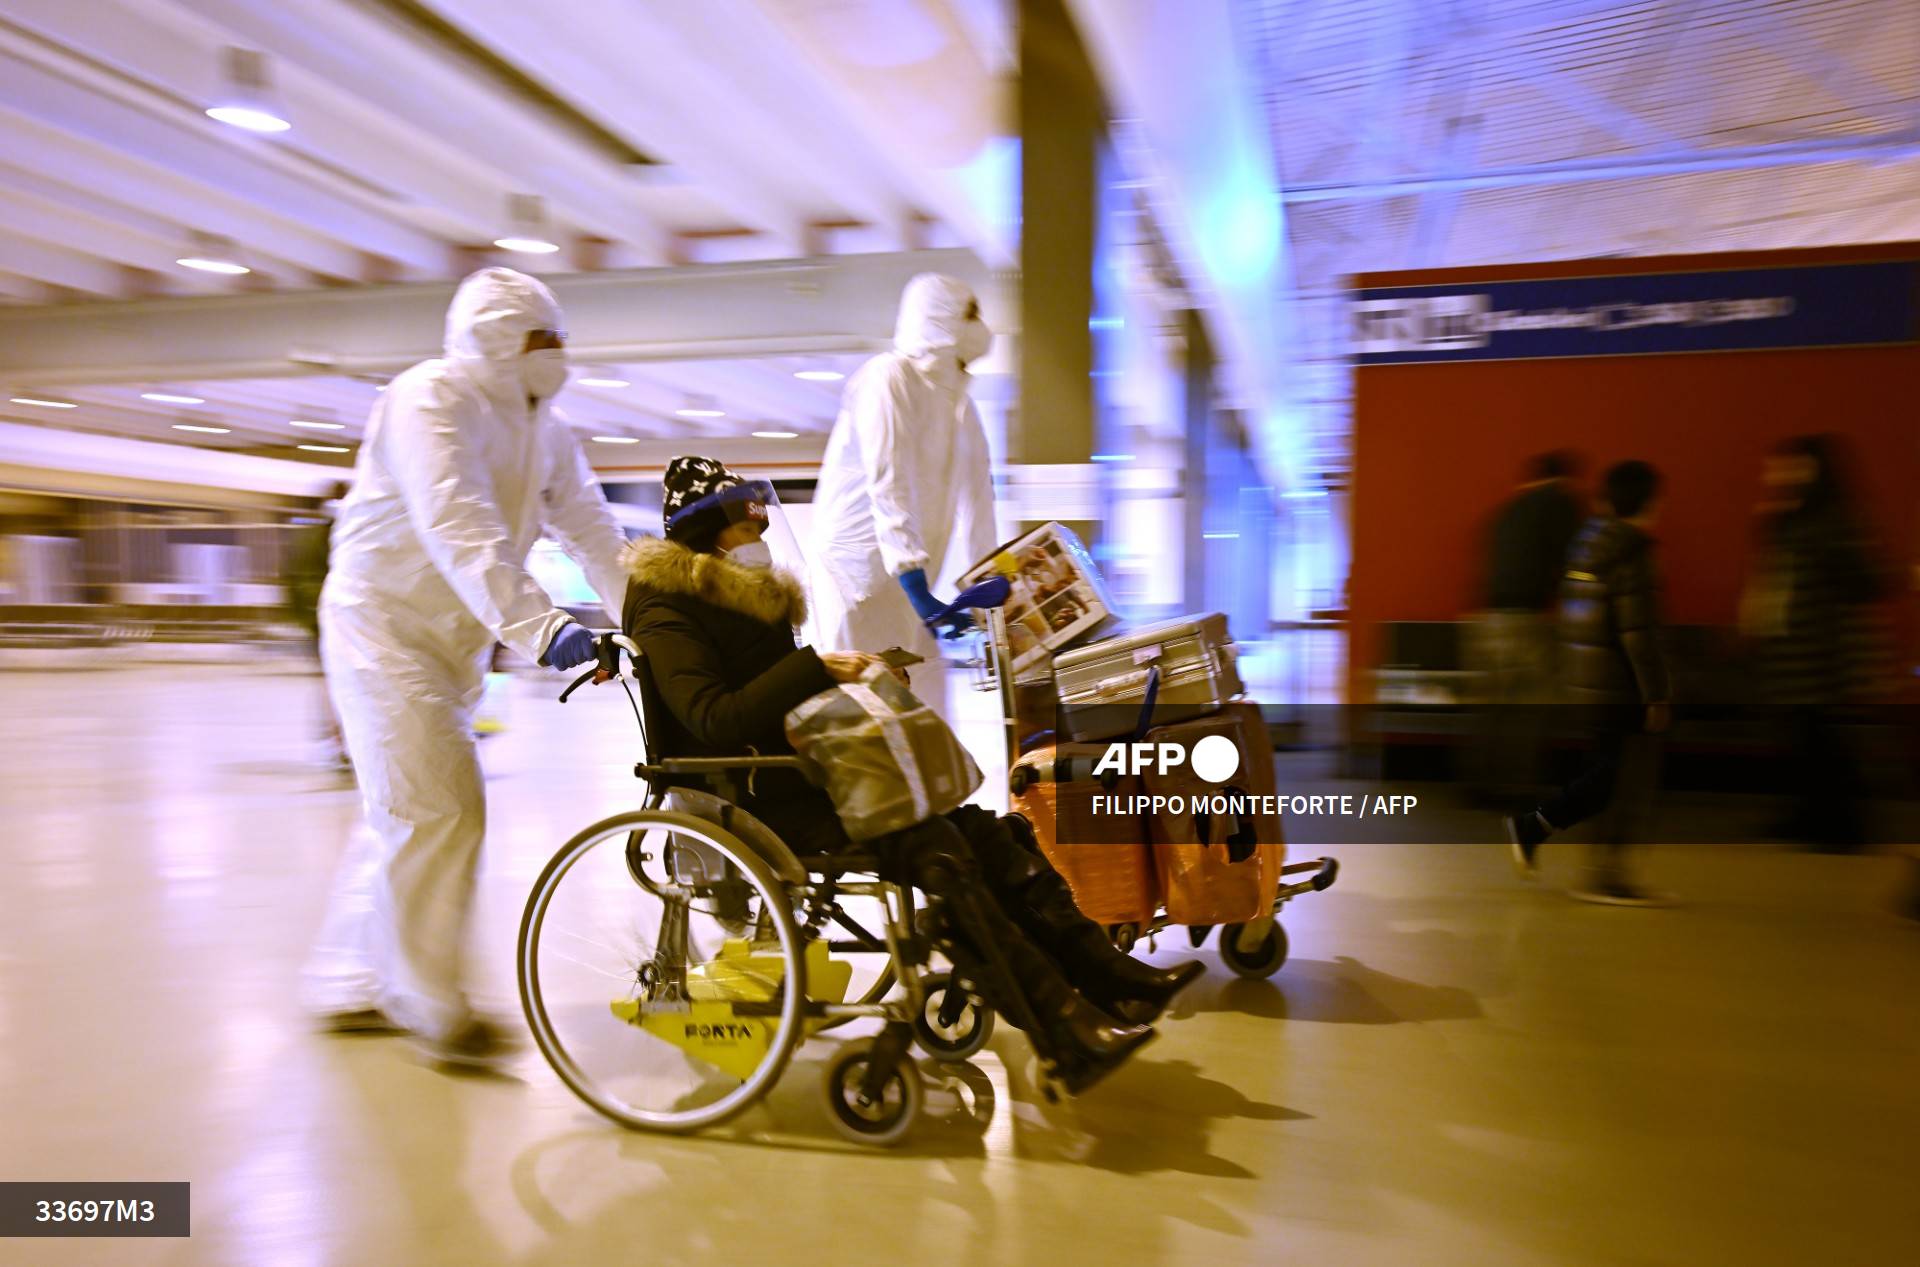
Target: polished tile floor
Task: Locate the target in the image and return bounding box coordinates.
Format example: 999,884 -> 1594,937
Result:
2,658 -> 1916,1266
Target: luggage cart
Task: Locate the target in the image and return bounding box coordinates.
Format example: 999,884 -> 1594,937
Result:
959,603 -> 1339,978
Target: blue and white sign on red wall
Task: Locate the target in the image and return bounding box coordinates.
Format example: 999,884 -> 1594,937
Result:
1351,261 -> 1920,364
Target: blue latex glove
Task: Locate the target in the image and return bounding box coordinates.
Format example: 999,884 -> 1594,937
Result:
898,568 -> 973,638
544,623 -> 597,670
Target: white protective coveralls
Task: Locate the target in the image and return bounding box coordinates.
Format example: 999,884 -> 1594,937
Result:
303,268 -> 630,1039
808,274 -> 998,721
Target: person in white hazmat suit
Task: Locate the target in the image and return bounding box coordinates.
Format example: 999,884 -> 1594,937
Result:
808,274 -> 998,722
304,267 -> 629,1065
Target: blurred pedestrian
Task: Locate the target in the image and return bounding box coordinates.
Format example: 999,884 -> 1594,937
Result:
1505,460 -> 1673,906
1471,451 -> 1584,799
286,482 -> 350,770
1741,434 -> 1887,851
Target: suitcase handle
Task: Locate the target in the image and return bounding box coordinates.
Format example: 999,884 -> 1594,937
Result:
1128,664 -> 1162,743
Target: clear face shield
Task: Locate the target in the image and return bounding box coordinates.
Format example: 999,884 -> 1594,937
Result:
668,479 -> 809,584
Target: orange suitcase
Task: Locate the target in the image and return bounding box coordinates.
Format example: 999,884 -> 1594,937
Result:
1010,745 -> 1157,925
1141,704 -> 1285,926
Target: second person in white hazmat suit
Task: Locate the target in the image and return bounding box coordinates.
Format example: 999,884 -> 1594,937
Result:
304,267 -> 630,1064
808,274 -> 998,721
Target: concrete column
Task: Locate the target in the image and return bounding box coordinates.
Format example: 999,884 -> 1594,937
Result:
1014,0 -> 1103,544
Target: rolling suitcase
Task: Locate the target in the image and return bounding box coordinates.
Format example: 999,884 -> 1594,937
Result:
1053,612 -> 1245,743
1008,744 -> 1157,925
1139,704 -> 1284,925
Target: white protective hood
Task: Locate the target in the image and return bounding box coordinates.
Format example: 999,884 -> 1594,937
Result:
892,272 -> 973,360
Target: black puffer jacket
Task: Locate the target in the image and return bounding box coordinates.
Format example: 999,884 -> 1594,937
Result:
620,536 -> 841,843
1557,516 -> 1669,714
1751,507 -> 1886,707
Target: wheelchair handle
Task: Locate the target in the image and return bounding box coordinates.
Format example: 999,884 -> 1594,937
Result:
559,632 -> 643,703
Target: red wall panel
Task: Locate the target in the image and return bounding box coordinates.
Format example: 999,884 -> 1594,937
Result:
1348,245 -> 1919,703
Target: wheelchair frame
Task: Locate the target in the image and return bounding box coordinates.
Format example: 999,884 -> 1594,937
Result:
518,635 -> 1023,1147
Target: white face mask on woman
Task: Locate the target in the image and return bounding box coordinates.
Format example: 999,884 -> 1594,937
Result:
725,540 -> 773,570
521,348 -> 569,400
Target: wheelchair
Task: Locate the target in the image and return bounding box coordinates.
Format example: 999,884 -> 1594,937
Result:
518,632 -> 1021,1147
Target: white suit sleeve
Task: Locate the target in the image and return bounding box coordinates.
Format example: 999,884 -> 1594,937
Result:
955,398 -> 998,573
540,420 -> 631,624
852,365 -> 930,578
382,379 -> 570,663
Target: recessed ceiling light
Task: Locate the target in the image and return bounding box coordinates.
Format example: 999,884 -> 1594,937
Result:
176,256 -> 251,275
752,430 -> 799,439
289,419 -> 345,430
142,392 -> 206,405
173,423 -> 231,434
298,443 -> 351,453
10,397 -> 76,409
591,435 -> 640,445
577,377 -> 630,389
206,105 -> 291,133
676,408 -> 726,418
1090,453 -> 1136,462
794,370 -> 845,382
206,50 -> 292,133
493,236 -> 560,255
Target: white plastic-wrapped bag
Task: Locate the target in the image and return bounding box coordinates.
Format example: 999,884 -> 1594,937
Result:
784,664 -> 982,840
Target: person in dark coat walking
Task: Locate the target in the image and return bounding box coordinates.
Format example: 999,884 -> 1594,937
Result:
1505,460 -> 1673,905
1741,434 -> 1886,850
620,455 -> 1201,1093
1472,451 -> 1585,798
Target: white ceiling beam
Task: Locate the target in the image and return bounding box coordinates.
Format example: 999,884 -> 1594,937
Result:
0,271 -> 43,303
169,0 -> 677,263
0,47 -> 449,273
0,122 -> 372,281
0,419 -> 343,498
4,0 -> 496,246
0,248 -> 995,386
0,189 -> 226,292
0,234 -> 127,297
751,0 -> 1015,264
412,0 -> 839,254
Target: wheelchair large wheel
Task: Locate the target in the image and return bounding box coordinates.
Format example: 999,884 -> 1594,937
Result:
519,809 -> 807,1134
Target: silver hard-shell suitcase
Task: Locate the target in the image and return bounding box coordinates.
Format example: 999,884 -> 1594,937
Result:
1052,612 -> 1244,742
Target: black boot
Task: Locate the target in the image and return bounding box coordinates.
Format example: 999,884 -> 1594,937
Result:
1094,958 -> 1206,1026
900,818 -> 1155,1093
964,809 -> 1205,1022
1050,994 -> 1156,1094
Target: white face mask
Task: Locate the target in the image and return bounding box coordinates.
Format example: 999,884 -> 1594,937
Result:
725,540 -> 773,570
522,348 -> 569,399
955,317 -> 993,368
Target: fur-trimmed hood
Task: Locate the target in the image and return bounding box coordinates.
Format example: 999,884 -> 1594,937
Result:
620,535 -> 808,627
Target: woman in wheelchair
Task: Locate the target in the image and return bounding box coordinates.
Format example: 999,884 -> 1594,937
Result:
621,457 -> 1202,1093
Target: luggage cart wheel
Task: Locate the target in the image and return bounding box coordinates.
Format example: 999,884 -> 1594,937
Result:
823,1038 -> 923,1147
912,972 -> 996,1063
1219,921 -> 1289,978
1107,922 -> 1141,953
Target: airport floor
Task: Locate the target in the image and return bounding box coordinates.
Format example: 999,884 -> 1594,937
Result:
2,657 -> 1917,1267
